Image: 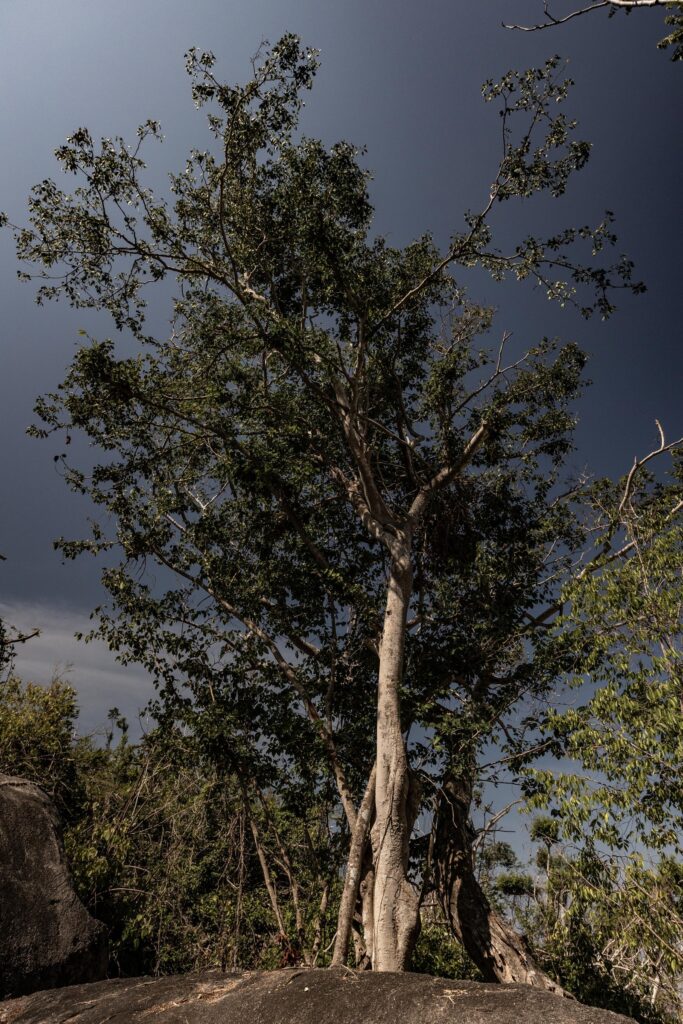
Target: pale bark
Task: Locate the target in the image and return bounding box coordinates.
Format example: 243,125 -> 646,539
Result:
371,544 -> 421,971
504,0 -> 672,34
254,786 -> 305,951
358,855 -> 375,967
329,388 -> 489,972
352,920 -> 367,966
248,814 -> 288,939
331,764 -> 376,966
434,774 -> 567,994
310,880 -> 330,966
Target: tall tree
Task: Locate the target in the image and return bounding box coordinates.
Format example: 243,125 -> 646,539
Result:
7,37 -> 642,973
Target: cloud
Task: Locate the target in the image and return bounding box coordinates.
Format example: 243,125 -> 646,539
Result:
0,600 -> 156,737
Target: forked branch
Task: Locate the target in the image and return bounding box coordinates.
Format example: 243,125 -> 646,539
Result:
504,0 -> 674,33
618,420 -> 683,516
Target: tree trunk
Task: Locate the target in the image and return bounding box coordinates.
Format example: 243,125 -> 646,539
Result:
371,544 -> 420,971
358,852 -> 375,968
331,765 -> 376,967
434,773 -> 567,994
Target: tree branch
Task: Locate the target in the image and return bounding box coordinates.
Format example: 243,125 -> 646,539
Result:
617,420 -> 683,517
504,0 -> 672,33
408,420 -> 490,524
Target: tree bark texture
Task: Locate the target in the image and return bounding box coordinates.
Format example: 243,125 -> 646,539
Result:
331,766 -> 376,967
371,547 -> 421,971
434,773 -> 566,994
358,853 -> 375,968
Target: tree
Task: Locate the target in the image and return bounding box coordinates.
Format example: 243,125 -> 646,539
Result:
522,437 -> 683,1016
471,815 -> 683,1021
504,0 -> 683,60
527,436 -> 683,849
7,36 -> 643,974
0,674 -> 83,819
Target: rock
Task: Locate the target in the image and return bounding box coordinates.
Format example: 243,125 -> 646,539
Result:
0,774 -> 108,999
0,968 -> 636,1024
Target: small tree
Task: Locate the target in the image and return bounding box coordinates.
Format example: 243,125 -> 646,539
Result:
524,438 -> 683,1014
0,675 -> 83,819
8,37 -> 643,973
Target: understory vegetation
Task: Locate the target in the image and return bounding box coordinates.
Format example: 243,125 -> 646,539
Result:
0,673 -> 681,1022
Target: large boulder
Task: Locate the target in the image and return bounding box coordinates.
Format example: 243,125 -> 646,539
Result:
0,968 -> 635,1024
0,774 -> 108,999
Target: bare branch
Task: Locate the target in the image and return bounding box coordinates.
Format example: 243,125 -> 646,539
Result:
618,420 -> 683,517
473,799 -> 523,850
504,0 -> 672,33
1,628 -> 40,648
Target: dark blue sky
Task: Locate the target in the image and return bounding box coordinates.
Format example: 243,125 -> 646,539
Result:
0,0 -> 681,729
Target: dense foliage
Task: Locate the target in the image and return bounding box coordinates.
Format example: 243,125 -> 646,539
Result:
0,675 -> 680,1020
523,449 -> 683,1017
1,29 -> 680,1009
0,677 -> 342,974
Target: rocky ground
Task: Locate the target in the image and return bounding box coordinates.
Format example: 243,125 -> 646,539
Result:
0,968 -> 636,1024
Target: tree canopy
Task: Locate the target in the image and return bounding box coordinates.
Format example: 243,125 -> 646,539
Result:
4,32 -> 679,995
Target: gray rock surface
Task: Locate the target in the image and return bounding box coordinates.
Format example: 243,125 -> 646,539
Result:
0,774 -> 108,999
0,968 -> 636,1024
